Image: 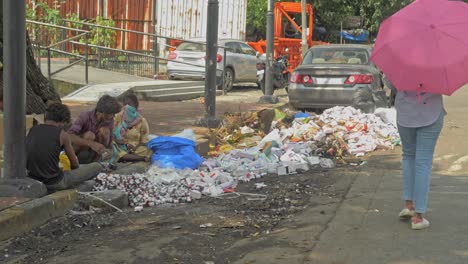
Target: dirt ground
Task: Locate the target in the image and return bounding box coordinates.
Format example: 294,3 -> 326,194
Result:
66,86 -> 289,135
0,161 -> 365,264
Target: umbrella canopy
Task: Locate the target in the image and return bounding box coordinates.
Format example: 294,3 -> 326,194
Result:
371,0 -> 468,95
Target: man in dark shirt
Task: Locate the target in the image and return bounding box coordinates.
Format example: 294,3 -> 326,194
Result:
26,103 -> 103,191
68,95 -> 121,164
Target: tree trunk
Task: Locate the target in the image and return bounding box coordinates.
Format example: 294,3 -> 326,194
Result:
25,34 -> 61,114
1,5 -> 61,114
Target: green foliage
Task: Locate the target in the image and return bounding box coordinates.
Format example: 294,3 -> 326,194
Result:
309,0 -> 356,31
26,0 -> 65,47
359,0 -> 413,32
89,16 -> 116,48
246,0 -> 415,40
65,13 -> 83,30
246,0 -> 269,35
27,2 -> 117,57
26,1 -> 64,24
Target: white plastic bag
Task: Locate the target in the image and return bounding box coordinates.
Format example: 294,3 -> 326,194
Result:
259,129 -> 283,148
374,108 -> 397,127
174,129 -> 196,142
320,158 -> 335,169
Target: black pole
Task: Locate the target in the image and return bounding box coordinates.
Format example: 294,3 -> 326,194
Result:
3,0 -> 27,180
265,0 -> 274,95
204,0 -> 219,128
152,0 -> 159,79
0,0 -> 47,197
153,35 -> 158,79
85,33 -> 89,84
258,0 -> 279,104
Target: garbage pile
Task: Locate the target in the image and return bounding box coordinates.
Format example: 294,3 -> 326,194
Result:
210,106 -> 399,159
93,106 -> 400,208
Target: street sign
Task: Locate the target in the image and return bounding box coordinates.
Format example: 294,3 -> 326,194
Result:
344,16 -> 363,29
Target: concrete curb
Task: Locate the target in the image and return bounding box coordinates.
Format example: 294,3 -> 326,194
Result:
0,190 -> 78,241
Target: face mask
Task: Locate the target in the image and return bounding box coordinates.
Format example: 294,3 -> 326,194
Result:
125,105 -> 140,121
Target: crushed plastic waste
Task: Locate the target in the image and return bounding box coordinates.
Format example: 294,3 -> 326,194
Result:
94,106 -> 400,208
319,158 -> 335,169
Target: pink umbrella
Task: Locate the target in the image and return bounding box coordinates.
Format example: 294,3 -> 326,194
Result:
371,0 -> 468,95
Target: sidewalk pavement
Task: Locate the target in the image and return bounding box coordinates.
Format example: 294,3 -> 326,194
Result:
306,85 -> 468,264
41,63 -> 152,86
0,162 -> 148,242
0,190 -> 78,241
307,151 -> 468,264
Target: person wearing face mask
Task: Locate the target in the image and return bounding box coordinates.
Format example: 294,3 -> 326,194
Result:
68,95 -> 122,164
26,103 -> 103,191
109,93 -> 150,164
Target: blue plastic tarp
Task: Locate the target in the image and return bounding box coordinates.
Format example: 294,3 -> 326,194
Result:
340,30 -> 369,43
148,136 -> 204,170
294,112 -> 311,119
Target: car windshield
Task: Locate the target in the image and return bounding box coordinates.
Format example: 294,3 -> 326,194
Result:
177,42 -> 206,52
302,48 -> 369,65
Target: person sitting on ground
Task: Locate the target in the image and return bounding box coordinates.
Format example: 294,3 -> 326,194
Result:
26,103 -> 103,191
68,95 -> 122,164
109,93 -> 151,164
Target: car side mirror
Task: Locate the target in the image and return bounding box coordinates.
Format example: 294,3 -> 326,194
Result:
256,52 -> 261,57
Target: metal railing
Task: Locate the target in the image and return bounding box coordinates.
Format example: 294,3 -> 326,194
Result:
27,20 -> 90,83
63,19 -> 227,83
27,19 -> 227,91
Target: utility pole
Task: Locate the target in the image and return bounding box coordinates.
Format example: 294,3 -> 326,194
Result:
301,0 -> 308,57
152,0 -> 159,79
0,0 -> 47,197
340,22 -> 343,44
204,0 -> 220,127
258,0 -> 279,104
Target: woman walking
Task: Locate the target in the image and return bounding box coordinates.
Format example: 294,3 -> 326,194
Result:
370,0 -> 468,230
395,90 -> 445,230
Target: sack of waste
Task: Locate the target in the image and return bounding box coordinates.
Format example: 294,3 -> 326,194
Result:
148,136 -> 203,170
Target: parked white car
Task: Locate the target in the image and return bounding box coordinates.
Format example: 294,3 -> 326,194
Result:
167,38 -> 262,91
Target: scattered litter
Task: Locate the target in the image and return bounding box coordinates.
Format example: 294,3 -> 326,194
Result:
190,190 -> 203,200
241,126 -> 255,134
94,106 -> 400,208
78,192 -> 123,213
320,158 -> 335,169
134,206 -> 144,212
200,223 -> 213,228
255,183 -> 267,189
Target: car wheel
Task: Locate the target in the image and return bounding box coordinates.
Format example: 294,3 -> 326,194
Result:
222,68 -> 235,92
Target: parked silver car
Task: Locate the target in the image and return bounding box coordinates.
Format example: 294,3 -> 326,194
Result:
167,38 -> 262,91
288,44 -> 388,112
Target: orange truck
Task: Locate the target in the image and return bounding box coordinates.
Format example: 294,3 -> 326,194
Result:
248,2 -> 326,72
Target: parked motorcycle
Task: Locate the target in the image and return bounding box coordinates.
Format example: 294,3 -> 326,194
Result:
257,55 -> 290,95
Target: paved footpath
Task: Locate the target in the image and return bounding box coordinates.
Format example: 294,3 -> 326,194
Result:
307,86 -> 468,264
